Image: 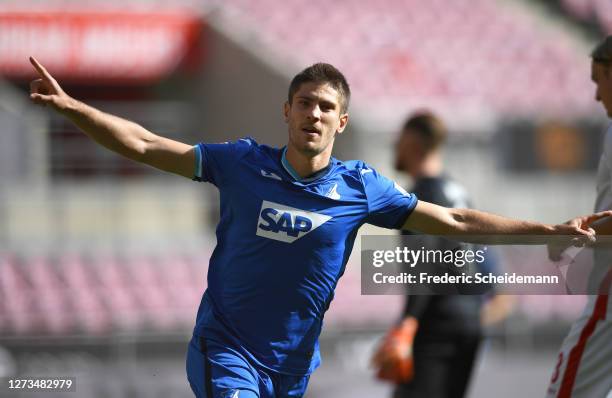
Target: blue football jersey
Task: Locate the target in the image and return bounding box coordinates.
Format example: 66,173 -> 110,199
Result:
192,137 -> 417,375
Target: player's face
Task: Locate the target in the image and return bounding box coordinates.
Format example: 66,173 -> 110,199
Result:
395,130 -> 425,176
284,82 -> 348,157
592,61 -> 612,117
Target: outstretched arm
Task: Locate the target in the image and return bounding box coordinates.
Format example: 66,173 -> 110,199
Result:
28,57 -> 195,178
403,201 -> 612,240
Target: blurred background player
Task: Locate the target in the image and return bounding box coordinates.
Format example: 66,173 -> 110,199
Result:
372,112 -> 515,398
545,36 -> 612,398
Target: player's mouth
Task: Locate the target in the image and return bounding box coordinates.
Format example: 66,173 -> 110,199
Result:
301,126 -> 321,136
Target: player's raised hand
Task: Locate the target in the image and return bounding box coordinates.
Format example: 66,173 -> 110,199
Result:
29,56 -> 72,111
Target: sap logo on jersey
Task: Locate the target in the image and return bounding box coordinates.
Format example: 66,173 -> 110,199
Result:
256,200 -> 331,243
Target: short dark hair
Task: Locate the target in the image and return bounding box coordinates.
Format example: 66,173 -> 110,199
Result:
288,63 -> 351,113
402,111 -> 447,151
592,36 -> 612,66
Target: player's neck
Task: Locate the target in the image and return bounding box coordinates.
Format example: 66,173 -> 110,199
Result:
411,153 -> 443,179
284,145 -> 332,179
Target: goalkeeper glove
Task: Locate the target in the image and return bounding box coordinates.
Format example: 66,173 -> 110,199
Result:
371,317 -> 418,384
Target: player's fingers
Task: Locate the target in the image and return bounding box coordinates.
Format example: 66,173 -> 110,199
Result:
29,79 -> 46,94
371,353 -> 387,369
29,57 -> 64,94
585,227 -> 598,246
29,56 -> 55,81
30,79 -> 40,93
583,210 -> 612,224
29,93 -> 54,106
374,354 -> 394,370
372,346 -> 395,367
570,233 -> 593,247
576,223 -> 595,237
377,358 -> 403,379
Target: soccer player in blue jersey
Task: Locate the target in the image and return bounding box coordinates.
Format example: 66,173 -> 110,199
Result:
28,57 -> 610,398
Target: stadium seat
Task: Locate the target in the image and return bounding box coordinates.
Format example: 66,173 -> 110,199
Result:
209,0 -> 594,123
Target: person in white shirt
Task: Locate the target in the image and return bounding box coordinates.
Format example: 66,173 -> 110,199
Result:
546,36 -> 612,398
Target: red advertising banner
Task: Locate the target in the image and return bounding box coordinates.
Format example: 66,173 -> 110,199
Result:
0,12 -> 203,83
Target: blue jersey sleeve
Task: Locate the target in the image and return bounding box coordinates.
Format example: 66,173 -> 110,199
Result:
192,137 -> 255,186
362,166 -> 418,229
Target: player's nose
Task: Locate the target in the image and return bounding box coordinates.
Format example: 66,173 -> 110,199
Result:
307,105 -> 321,120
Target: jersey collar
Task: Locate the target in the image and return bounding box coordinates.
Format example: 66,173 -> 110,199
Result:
281,147 -> 333,183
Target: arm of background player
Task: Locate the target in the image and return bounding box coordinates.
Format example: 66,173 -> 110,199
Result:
403,201 -> 612,240
28,57 -> 194,178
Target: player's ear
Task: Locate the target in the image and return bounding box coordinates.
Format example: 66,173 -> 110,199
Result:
336,113 -> 349,134
283,101 -> 290,123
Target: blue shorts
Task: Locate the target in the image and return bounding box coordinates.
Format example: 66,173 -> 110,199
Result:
186,334 -> 310,398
